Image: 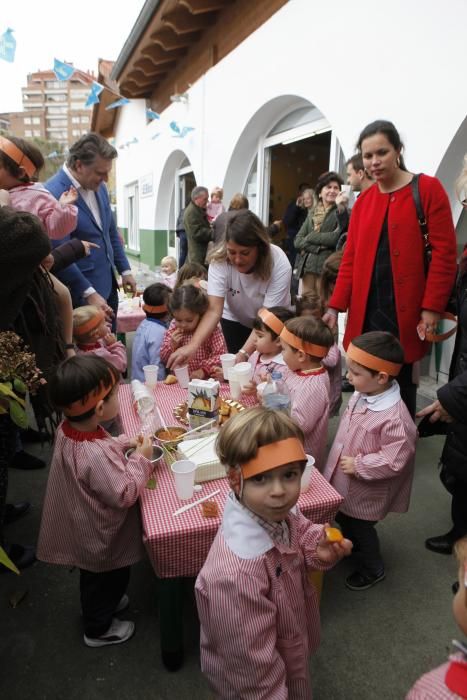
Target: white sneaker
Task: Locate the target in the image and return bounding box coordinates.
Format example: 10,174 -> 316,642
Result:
84,618 -> 135,648
115,594 -> 129,614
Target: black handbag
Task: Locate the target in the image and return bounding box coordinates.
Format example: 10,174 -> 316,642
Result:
411,174 -> 432,274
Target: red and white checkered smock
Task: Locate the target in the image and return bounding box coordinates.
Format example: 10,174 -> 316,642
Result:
9,182 -> 77,240
406,655 -> 467,699
249,350 -> 291,385
323,384 -> 417,521
195,493 -> 334,700
37,422 -> 153,572
76,339 -> 128,373
160,319 -> 227,378
284,368 -> 330,470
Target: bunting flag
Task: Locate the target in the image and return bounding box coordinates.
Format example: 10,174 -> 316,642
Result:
46,151 -> 59,159
53,58 -> 75,81
151,133 -> 161,140
169,121 -> 195,138
0,28 -> 16,63
106,97 -> 130,111
146,109 -> 160,121
85,81 -> 104,108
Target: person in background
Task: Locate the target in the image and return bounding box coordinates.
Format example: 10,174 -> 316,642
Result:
211,193 -> 249,249
175,206 -> 188,268
160,256 -> 177,289
283,182 -> 311,264
206,186 -> 225,223
174,262 -> 208,290
72,306 -> 127,374
195,407 -> 352,700
131,283 -> 172,383
45,133 -> 136,325
183,185 -> 212,265
336,155 -> 373,251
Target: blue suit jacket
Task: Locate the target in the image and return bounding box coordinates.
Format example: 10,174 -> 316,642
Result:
45,168 -> 130,305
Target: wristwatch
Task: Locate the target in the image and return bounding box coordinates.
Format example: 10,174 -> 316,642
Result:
238,348 -> 249,359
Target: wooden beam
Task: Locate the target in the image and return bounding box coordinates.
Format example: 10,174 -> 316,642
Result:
150,27 -> 198,50
179,0 -> 231,14
130,59 -> 175,77
162,7 -> 211,34
121,80 -> 153,98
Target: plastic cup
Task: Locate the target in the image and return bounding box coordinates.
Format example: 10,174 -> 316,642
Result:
300,454 -> 315,493
233,362 -> 252,389
174,365 -> 190,389
220,353 -> 236,380
171,459 -> 197,500
228,367 -> 242,400
143,365 -> 158,387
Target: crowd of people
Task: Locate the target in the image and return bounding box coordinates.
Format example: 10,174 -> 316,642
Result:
1,120 -> 466,698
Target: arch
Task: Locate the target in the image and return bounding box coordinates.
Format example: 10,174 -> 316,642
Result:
155,148 -> 191,229
435,114 -> 467,228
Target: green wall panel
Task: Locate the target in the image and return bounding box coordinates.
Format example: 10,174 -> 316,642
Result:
139,229 -> 168,269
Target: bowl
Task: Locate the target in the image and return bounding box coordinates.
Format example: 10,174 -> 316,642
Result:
125,444 -> 164,464
154,426 -> 187,448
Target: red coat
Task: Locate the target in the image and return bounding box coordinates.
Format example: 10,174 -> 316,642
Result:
329,175 -> 457,362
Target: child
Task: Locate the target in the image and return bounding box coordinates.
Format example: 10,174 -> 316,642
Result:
323,331 -> 417,591
160,283 -> 227,379
0,135 -> 78,239
37,355 -> 153,647
174,261 -> 208,290
206,186 -> 225,223
131,282 -> 171,382
242,306 -> 294,395
73,305 -> 127,374
195,406 -> 352,699
406,536 -> 467,699
279,317 -> 334,469
160,255 -> 177,289
296,291 -> 342,417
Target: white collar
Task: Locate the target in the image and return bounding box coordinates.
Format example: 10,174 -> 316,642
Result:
63,163 -> 85,192
356,380 -> 401,412
259,352 -> 286,366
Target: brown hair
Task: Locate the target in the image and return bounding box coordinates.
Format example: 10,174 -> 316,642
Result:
175,262 -> 207,289
350,331 -> 404,376
320,250 -> 343,305
67,132 -> 117,168
0,135 -> 44,183
295,292 -> 323,317
283,317 -> 334,357
169,283 -> 209,316
252,306 -> 295,339
228,193 -> 249,210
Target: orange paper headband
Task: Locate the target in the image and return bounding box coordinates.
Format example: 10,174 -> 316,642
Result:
258,308 -> 284,335
280,326 -> 328,358
241,437 -> 307,479
347,342 -> 402,376
0,136 -> 37,179
73,310 -> 105,337
143,303 -> 167,314
63,378 -> 116,418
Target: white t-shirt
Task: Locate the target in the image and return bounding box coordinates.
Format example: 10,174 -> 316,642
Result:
207,244 -> 292,327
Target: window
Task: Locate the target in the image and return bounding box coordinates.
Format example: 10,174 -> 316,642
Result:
32,117 -> 40,125
33,130 -> 41,137
24,117 -> 31,125
71,102 -> 86,110
126,182 -> 139,251
72,129 -> 80,136
45,80 -> 60,89
47,119 -> 67,127
72,116 -> 80,124
80,116 -> 88,124
25,129 -> 32,137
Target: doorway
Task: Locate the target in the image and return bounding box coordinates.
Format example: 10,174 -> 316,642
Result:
173,165 -> 196,260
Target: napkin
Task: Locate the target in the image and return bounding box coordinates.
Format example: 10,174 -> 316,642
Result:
178,433 -> 218,467
131,380 -> 155,415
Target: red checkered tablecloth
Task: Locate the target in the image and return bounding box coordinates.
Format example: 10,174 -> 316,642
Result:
118,382 -> 343,578
116,308 -> 145,334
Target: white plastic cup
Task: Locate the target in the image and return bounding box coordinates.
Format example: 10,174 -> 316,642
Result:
220,353 -> 236,381
171,459 -> 197,500
174,365 -> 190,389
300,454 -> 315,493
143,364 -> 158,387
233,362 -> 252,389
228,367 -> 242,400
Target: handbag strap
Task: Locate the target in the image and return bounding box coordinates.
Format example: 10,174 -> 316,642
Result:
411,174 -> 431,254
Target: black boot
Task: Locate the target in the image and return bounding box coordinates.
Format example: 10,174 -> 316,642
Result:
425,532 -> 456,555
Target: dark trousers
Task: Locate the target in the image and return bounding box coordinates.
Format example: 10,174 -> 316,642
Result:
178,232 -> 188,268
451,483 -> 467,538
0,416 -> 17,545
79,566 -> 130,638
108,276 -> 120,334
220,318 -> 252,354
336,512 -> 384,577
397,363 -> 417,419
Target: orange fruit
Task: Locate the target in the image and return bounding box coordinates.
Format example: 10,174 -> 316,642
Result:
325,526 -> 343,543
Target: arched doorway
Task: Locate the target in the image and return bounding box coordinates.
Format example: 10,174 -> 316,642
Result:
156,150 -> 196,262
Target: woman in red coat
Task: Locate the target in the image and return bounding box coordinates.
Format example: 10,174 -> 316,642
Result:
324,120 -> 457,416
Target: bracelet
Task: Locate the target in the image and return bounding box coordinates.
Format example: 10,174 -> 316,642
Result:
65,343 -> 75,349
238,348 -> 249,359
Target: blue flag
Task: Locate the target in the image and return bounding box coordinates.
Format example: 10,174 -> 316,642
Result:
106,97 -> 130,111
146,109 -> 160,121
85,81 -> 104,108
53,58 -> 75,81
0,28 -> 16,63
170,121 -> 194,138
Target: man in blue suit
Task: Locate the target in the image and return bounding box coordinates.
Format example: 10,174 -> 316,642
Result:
45,133 -> 136,325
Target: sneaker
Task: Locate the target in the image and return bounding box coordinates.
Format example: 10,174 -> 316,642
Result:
115,594 -> 129,614
84,618 -> 135,648
345,570 -> 385,591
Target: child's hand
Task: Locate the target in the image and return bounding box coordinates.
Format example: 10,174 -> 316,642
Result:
171,329 -> 183,349
339,456 -> 356,475
136,435 -> 153,460
316,523 -> 353,563
241,380 -> 257,396
210,366 -> 224,382
127,436 -> 140,448
190,369 -> 204,380
104,333 -> 117,346
59,186 -> 78,206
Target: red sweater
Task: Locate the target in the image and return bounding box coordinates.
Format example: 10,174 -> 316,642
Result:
329,175 -> 457,362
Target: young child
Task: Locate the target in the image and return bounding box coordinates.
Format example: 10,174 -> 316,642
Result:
206,186 -> 225,223
323,331 -> 417,591
131,282 -> 171,382
242,306 -> 294,395
195,406 -> 352,699
160,255 -> 177,289
37,355 -> 153,647
174,261 -> 208,290
0,135 -> 78,239
296,291 -> 342,417
160,283 -> 227,380
279,317 -> 334,469
406,537 -> 467,699
73,305 -> 127,373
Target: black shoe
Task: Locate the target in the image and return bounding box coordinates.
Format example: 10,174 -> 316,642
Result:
342,379 -> 354,392
0,543 -> 36,573
4,501 -> 31,525
425,533 -> 455,555
161,649 -> 184,672
10,450 -> 45,470
345,570 -> 385,591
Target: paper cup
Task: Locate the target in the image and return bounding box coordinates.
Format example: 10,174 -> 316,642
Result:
171,459 -> 197,500
174,365 -> 190,389
228,367 -> 242,400
233,362 -> 251,389
300,454 -> 315,493
220,353 -> 236,380
143,365 -> 159,387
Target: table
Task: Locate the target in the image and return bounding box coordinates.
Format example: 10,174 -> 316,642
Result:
118,382 -> 343,668
116,306 -> 145,334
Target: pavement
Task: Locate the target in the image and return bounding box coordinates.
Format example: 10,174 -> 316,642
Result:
0,393 -> 459,700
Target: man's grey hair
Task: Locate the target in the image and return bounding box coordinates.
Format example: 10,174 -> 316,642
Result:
191,186 -> 208,202
67,132 -> 118,169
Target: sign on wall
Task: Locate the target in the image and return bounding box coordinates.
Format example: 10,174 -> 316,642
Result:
140,173 -> 153,198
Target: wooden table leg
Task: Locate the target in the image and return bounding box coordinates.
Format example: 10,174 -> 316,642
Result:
158,577 -> 184,671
